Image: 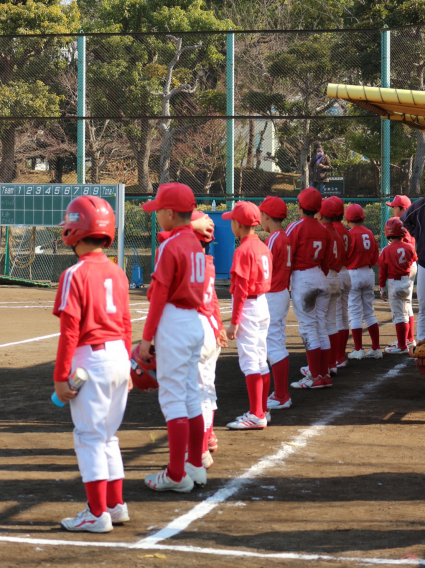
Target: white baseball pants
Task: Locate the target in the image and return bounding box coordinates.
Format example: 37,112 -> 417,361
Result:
265,289 -> 290,366
408,261 -> 417,318
70,340 -> 130,484
290,266 -> 331,351
416,265 -> 425,341
197,314 -> 220,431
155,304 -> 204,422
336,267 -> 351,330
388,276 -> 411,325
348,266 -> 377,329
326,269 -> 341,336
236,294 -> 270,376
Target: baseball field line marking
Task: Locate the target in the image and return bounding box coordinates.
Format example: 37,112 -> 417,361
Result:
132,360 -> 410,549
0,538 -> 421,566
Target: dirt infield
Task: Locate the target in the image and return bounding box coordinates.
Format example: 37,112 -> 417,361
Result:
1,285 -> 425,567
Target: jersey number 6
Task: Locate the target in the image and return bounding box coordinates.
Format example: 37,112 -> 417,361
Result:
362,234 -> 371,250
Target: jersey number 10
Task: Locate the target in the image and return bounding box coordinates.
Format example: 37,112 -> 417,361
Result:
190,252 -> 205,284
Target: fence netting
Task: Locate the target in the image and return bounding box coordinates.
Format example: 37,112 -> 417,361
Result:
0,26 -> 423,282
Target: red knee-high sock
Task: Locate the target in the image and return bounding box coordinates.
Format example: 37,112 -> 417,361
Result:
271,357 -> 289,401
352,328 -> 363,351
408,316 -> 415,343
85,479 -> 108,517
367,323 -> 380,350
106,479 -> 123,509
261,372 -> 271,413
306,348 -> 321,378
188,414 -> 204,468
320,348 -> 331,377
167,417 -> 189,482
245,373 -> 264,418
202,430 -> 209,453
337,330 -> 346,362
395,322 -> 409,351
328,333 -> 339,369
343,329 -> 350,352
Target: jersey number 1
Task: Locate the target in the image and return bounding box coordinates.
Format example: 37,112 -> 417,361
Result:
104,279 -> 117,314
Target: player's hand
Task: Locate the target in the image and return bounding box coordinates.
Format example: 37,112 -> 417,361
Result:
192,214 -> 214,238
55,381 -> 78,403
380,287 -> 388,302
128,376 -> 133,393
226,324 -> 238,341
139,339 -> 153,361
217,328 -> 228,348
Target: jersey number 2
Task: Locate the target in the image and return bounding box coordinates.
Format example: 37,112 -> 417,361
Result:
104,279 -> 117,314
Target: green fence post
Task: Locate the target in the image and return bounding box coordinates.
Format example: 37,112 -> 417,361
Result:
77,32 -> 86,184
380,25 -> 391,249
151,211 -> 156,273
226,30 -> 234,210
4,226 -> 10,276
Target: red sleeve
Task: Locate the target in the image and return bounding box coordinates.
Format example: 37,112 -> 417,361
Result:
212,290 -> 224,331
378,250 -> 388,288
143,279 -> 169,342
53,312 -> 80,383
231,273 -> 249,325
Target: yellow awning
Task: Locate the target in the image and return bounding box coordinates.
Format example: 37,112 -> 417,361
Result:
327,83 -> 425,131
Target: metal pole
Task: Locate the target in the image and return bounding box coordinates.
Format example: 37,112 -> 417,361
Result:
117,185 -> 125,270
77,33 -> 86,184
226,30 -> 234,210
151,212 -> 156,273
381,25 -> 391,250
4,226 -> 10,276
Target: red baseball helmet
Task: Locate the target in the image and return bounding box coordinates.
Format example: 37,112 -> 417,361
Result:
130,344 -> 158,392
60,196 -> 116,248
385,217 -> 407,239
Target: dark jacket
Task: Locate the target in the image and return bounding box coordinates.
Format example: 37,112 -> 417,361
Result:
309,153 -> 331,183
401,197 -> 425,265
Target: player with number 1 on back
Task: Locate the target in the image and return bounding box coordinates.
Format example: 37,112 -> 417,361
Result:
140,183 -> 207,493
345,203 -> 381,359
53,196 -> 132,533
224,201 -> 272,430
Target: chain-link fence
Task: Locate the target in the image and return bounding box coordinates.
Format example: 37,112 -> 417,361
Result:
0,26 -> 424,282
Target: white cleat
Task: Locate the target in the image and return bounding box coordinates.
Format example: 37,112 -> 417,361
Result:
365,348 -> 383,359
267,392 -> 292,409
201,450 -> 214,469
290,376 -> 326,389
61,508 -> 113,533
265,410 -> 271,424
384,345 -> 409,354
227,412 -> 267,429
107,502 -> 130,524
337,358 -> 348,368
329,367 -> 337,377
300,366 -> 309,377
145,469 -> 194,493
348,349 -> 365,360
185,462 -> 207,486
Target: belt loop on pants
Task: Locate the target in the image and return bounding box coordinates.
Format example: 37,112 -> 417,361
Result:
91,343 -> 106,351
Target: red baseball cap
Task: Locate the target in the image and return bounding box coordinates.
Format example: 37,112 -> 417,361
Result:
259,196 -> 287,219
142,182 -> 196,213
345,203 -> 365,222
320,198 -> 339,218
191,210 -> 214,243
298,186 -> 322,212
329,196 -> 344,216
222,201 -> 261,226
386,195 -> 411,209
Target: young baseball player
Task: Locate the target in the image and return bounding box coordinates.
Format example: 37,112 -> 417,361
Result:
192,211 -> 227,467
330,196 -> 351,367
224,201 -> 272,429
379,217 -> 417,353
140,182 -> 206,492
288,187 -> 333,389
386,195 -> 416,347
345,203 -> 381,359
259,196 -> 292,410
53,196 -> 132,533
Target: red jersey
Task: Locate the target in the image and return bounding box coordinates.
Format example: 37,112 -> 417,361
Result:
53,252 -> 132,382
346,225 -> 379,270
403,230 -> 416,250
333,221 -> 351,267
230,234 -> 272,325
197,255 -> 224,337
265,229 -> 291,293
143,225 -> 204,341
286,217 -> 333,271
323,223 -> 344,273
378,241 -> 418,287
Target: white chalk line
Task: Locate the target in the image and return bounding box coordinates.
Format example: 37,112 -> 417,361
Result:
132,360 -> 410,550
0,538 -> 421,566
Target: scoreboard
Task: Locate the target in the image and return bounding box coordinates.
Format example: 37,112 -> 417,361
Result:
0,184 -> 118,227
